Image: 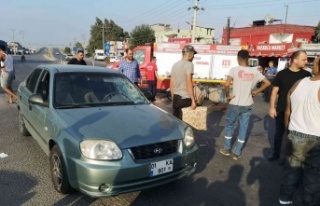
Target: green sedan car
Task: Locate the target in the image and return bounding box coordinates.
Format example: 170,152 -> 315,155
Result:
17,65 -> 198,197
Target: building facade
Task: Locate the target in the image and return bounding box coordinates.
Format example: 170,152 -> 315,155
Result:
222,24 -> 315,47
151,23 -> 215,44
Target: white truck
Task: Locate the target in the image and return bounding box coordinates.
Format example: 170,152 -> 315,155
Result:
110,43 -> 246,102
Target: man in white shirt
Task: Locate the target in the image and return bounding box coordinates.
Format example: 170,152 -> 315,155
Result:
0,45 -> 17,103
279,56 -> 320,206
219,50 -> 270,160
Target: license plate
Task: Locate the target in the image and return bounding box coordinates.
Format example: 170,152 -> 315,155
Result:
150,159 -> 173,177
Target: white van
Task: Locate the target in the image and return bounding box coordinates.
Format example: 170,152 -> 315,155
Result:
94,49 -> 106,61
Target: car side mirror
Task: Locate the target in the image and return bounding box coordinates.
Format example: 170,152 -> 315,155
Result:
29,94 -> 46,106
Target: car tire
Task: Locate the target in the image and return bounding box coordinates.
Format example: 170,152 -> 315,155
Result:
50,145 -> 73,194
19,112 -> 30,136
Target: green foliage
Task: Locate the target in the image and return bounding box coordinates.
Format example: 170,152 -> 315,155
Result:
87,17 -> 129,54
64,47 -> 71,54
313,20 -> 320,43
130,24 -> 155,48
75,42 -> 83,49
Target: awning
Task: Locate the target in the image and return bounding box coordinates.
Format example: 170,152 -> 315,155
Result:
249,51 -> 288,57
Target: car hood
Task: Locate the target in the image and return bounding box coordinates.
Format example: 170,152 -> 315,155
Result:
56,104 -> 186,148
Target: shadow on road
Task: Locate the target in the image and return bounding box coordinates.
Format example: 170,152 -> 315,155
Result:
193,110 -> 225,174
0,170 -> 37,205
52,194 -> 95,206
247,153 -> 283,206
130,165 -> 247,206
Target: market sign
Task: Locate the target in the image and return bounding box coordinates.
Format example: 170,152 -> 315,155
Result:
256,44 -> 286,51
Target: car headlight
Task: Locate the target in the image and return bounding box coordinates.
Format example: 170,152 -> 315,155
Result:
184,127 -> 195,148
80,140 -> 122,160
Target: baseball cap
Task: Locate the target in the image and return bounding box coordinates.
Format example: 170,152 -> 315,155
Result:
182,45 -> 197,54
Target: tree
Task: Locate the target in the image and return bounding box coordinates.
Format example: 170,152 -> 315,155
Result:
87,17 -> 129,54
64,47 -> 71,54
130,24 -> 155,48
75,42 -> 83,49
312,20 -> 320,43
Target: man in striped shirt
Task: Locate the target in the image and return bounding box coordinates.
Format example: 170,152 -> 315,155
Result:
119,49 -> 141,85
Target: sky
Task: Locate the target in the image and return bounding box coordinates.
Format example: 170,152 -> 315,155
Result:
1,0 -> 319,48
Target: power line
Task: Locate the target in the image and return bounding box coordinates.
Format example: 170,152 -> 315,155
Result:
119,0 -> 185,24
206,0 -> 319,10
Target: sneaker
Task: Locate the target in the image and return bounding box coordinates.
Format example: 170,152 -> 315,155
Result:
232,154 -> 241,160
219,148 -> 231,156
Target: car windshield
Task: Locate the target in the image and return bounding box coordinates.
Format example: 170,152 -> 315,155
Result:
54,72 -> 148,108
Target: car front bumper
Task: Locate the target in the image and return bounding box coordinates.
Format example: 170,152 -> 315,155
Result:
67,145 -> 198,197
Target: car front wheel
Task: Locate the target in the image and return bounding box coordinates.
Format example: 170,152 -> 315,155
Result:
19,112 -> 30,136
50,145 -> 72,194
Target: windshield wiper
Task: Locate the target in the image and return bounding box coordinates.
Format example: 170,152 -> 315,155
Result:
100,101 -> 135,106
134,101 -> 148,105
55,103 -> 93,109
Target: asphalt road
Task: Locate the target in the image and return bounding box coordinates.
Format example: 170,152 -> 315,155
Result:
0,51 -> 302,205
50,47 -> 109,67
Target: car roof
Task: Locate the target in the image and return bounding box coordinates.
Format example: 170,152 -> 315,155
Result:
37,64 -> 119,74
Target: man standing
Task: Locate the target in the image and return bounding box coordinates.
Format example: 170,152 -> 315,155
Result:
119,48 -> 141,86
0,45 -> 17,104
263,60 -> 277,102
170,45 -> 197,120
219,50 -> 270,160
279,56 -> 320,206
268,50 -> 311,162
146,56 -> 158,101
67,50 -> 87,65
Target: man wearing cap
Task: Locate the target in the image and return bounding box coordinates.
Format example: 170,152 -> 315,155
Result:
0,45 -> 17,104
170,45 -> 197,119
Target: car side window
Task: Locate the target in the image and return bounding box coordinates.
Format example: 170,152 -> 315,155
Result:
36,70 -> 50,102
26,68 -> 43,93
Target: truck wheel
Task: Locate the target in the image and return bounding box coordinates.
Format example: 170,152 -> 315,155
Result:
19,112 -> 30,136
50,145 -> 73,194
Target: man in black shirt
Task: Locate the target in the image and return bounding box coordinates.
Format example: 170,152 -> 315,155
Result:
268,50 -> 311,162
67,50 -> 87,65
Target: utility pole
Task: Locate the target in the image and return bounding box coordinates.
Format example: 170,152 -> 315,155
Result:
82,34 -> 86,55
227,17 -> 231,45
191,0 -> 199,43
284,5 -> 289,24
101,25 -> 105,50
188,0 -> 204,43
10,29 -> 16,55
20,30 -> 24,51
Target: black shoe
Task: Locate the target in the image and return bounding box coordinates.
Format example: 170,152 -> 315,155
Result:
268,155 -> 280,162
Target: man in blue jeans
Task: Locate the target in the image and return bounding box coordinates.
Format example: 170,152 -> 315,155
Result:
220,50 -> 270,160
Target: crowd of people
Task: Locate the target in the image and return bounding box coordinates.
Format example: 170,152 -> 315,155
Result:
168,45 -> 319,206
1,43 -> 319,205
